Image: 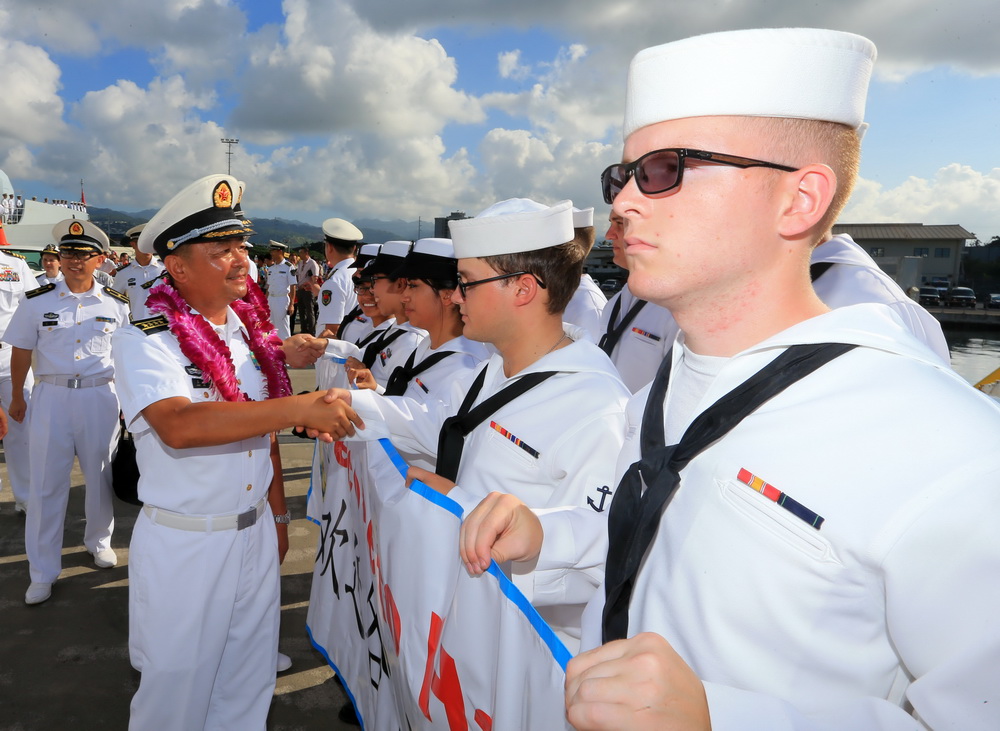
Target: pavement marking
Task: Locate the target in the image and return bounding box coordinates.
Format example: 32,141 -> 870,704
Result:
274,664 -> 335,696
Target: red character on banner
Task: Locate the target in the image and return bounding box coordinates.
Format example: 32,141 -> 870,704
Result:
419,612 -> 493,731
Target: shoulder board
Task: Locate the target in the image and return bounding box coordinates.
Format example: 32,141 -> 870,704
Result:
103,286 -> 130,304
133,315 -> 170,335
26,283 -> 55,298
116,263 -> 131,272
141,273 -> 167,290
2,250 -> 26,260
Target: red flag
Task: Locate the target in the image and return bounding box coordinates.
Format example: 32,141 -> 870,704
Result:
80,179 -> 86,206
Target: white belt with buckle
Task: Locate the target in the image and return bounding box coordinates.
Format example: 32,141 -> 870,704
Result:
142,496 -> 268,533
39,375 -> 114,389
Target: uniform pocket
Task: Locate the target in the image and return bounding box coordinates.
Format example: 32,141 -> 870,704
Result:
90,318 -> 117,353
717,476 -> 840,564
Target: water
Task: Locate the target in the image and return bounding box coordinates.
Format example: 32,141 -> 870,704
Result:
946,331 -> 1000,386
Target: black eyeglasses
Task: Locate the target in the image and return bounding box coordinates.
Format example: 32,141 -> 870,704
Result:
456,271 -> 546,298
59,250 -> 101,261
353,285 -> 373,295
600,148 -> 798,204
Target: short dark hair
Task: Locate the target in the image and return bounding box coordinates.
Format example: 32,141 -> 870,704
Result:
325,237 -> 358,255
482,240 -> 585,315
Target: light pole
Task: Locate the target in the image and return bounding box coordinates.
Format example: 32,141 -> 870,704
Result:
220,138 -> 239,175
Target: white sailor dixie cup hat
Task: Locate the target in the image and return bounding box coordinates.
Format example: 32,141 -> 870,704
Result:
137,174 -> 254,258
623,28 -> 877,140
365,241 -> 413,277
268,240 -> 288,251
450,199 -> 575,259
572,207 -> 594,229
350,243 -> 381,269
392,238 -> 456,281
53,219 -> 110,253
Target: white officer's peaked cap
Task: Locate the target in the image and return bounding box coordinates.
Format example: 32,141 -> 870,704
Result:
53,219 -> 110,253
138,174 -> 253,258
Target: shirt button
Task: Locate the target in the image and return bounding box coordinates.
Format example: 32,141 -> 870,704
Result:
248,450 -> 253,457
76,339 -> 81,343
246,484 -> 252,491
203,392 -> 210,398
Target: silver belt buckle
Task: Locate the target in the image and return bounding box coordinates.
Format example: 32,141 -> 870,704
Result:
67,377 -> 82,389
237,507 -> 257,531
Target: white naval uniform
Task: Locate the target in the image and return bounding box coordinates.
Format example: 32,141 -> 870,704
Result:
563,273 -> 607,342
811,233 -> 950,364
113,259 -> 165,321
599,283 -> 678,394
380,335 -> 490,470
4,279 -> 129,583
112,309 -> 279,731
531,305 -> 1000,729
0,252 -> 38,507
350,326 -> 630,647
265,260 -> 296,340
338,310 -> 375,346
35,271 -> 64,287
367,321 -> 426,389
316,258 -> 357,335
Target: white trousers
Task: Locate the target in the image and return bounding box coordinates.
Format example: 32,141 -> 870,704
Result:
128,508 -> 280,731
0,346 -> 32,504
25,380 -> 119,583
267,296 -> 291,341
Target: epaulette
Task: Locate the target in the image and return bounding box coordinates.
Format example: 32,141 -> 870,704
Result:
133,315 -> 169,335
103,285 -> 130,304
26,283 -> 55,298
2,250 -> 27,260
116,262 -> 131,272
141,272 -> 168,290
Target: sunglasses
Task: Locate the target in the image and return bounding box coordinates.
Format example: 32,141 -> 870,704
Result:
600,148 -> 798,204
456,271 -> 546,298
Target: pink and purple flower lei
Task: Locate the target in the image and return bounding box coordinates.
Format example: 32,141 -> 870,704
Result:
146,276 -> 292,402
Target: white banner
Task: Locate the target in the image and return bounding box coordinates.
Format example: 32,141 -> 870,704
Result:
305,431 -> 572,730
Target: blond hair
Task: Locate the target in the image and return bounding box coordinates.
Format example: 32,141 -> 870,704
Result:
742,117 -> 861,238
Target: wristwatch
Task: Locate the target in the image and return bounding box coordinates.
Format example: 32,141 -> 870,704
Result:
274,511 -> 291,525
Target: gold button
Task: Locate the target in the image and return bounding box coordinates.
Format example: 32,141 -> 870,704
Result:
76,339 -> 81,343
203,391 -> 209,398
248,450 -> 253,457
246,484 -> 252,491
75,355 -> 80,360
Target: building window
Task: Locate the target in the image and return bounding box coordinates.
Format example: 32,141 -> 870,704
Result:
934,247 -> 950,258
870,247 -> 885,257
913,247 -> 929,257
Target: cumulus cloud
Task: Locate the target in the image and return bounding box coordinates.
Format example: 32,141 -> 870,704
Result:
343,0 -> 1000,76
0,38 -> 66,146
498,50 -> 530,80
843,164 -> 1000,239
230,0 -> 483,140
0,0 -> 996,239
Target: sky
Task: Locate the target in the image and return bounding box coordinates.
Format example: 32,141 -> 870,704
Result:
0,0 -> 998,241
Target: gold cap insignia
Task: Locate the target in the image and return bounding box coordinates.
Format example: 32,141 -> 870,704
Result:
213,181 -> 234,209
69,221 -> 85,236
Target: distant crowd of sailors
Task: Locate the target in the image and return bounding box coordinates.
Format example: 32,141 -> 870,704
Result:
1,194 -> 88,225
